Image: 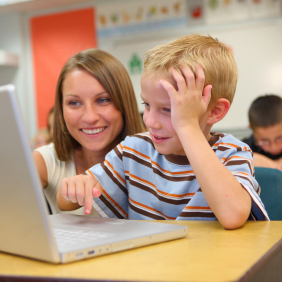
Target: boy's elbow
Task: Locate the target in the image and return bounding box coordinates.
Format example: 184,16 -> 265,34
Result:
220,218 -> 246,230
219,208 -> 251,230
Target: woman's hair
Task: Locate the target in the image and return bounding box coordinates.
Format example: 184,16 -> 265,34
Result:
53,49 -> 145,161
144,34 -> 238,106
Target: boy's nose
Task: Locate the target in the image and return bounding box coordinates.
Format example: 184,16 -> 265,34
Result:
268,142 -> 282,155
144,112 -> 161,129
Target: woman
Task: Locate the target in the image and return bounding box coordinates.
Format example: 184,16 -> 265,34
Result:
33,49 -> 145,215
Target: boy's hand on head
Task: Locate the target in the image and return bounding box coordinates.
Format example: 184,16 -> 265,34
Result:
160,64 -> 212,132
60,175 -> 102,215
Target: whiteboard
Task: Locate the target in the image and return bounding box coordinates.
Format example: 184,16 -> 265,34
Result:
101,20 -> 282,131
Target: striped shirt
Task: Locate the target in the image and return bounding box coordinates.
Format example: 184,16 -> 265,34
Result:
87,132 -> 269,221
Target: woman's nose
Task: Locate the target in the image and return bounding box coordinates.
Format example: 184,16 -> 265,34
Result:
82,105 -> 99,123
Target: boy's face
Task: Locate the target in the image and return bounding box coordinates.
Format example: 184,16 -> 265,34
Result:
141,73 -> 185,155
253,123 -> 282,155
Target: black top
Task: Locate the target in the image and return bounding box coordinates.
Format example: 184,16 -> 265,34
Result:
242,135 -> 282,160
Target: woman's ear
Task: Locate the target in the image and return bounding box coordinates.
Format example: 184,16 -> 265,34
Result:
207,98 -> 230,125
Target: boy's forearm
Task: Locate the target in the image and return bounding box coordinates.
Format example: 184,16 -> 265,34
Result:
177,125 -> 251,229
253,153 -> 281,170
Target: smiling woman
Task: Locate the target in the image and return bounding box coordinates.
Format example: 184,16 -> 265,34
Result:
33,49 -> 145,215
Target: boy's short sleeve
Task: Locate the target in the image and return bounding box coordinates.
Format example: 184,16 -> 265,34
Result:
214,134 -> 269,221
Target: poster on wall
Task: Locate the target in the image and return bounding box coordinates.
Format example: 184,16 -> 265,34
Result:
249,0 -> 281,19
204,0 -> 281,25
30,8 -> 97,129
97,0 -> 187,38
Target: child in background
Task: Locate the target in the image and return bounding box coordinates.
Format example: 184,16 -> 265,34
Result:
47,107 -> 54,142
242,95 -> 282,170
31,107 -> 54,149
31,128 -> 51,149
57,34 -> 269,229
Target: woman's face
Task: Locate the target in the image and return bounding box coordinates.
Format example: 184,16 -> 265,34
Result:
62,68 -> 124,154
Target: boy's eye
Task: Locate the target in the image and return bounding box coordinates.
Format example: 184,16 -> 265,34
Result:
141,102 -> 149,108
163,108 -> 171,113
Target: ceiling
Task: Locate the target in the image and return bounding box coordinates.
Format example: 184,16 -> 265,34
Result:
0,0 -> 95,13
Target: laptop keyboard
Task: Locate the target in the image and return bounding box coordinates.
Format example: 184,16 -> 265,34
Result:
53,228 -> 115,247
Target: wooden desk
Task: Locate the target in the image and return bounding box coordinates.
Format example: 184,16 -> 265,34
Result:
0,221 -> 282,282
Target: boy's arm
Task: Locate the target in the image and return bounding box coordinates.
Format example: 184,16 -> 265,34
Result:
161,65 -> 252,230
176,126 -> 251,229
253,152 -> 282,170
57,175 -> 102,214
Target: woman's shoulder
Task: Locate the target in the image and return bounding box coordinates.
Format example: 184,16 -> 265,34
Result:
35,143 -> 74,169
34,142 -> 55,153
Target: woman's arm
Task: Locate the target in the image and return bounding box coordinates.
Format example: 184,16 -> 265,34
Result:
33,151 -> 48,188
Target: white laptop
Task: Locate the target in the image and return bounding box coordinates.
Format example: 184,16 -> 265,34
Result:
0,84 -> 188,264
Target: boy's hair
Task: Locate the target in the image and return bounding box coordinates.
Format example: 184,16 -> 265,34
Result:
248,94 -> 282,129
143,34 -> 238,106
53,48 -> 145,161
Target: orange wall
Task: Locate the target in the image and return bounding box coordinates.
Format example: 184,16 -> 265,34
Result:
30,8 -> 97,128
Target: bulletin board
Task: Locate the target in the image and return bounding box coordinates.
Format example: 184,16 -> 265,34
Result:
30,8 -> 97,129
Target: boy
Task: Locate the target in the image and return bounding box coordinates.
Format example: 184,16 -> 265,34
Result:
57,34 -> 269,229
242,95 -> 282,170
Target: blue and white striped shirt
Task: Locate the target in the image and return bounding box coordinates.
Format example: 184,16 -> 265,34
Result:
87,132 -> 269,221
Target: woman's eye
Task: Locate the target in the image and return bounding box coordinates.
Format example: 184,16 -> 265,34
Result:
97,98 -> 110,104
69,101 -> 80,106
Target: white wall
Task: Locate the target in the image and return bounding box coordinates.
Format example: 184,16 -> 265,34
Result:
100,18 -> 282,134
0,1 -> 282,139
0,13 -> 28,132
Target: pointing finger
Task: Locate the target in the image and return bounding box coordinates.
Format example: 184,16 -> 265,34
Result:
83,177 -> 96,215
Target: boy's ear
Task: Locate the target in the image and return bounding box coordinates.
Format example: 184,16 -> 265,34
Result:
207,98 -> 230,125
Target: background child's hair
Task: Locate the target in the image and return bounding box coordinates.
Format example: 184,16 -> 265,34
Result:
143,34 -> 238,106
248,94 -> 282,129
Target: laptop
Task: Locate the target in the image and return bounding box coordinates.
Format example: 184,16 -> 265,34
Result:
0,84 -> 188,264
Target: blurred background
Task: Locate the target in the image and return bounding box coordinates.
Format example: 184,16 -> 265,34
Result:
0,0 -> 281,140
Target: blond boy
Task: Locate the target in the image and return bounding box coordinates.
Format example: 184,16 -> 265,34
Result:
57,34 -> 269,229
